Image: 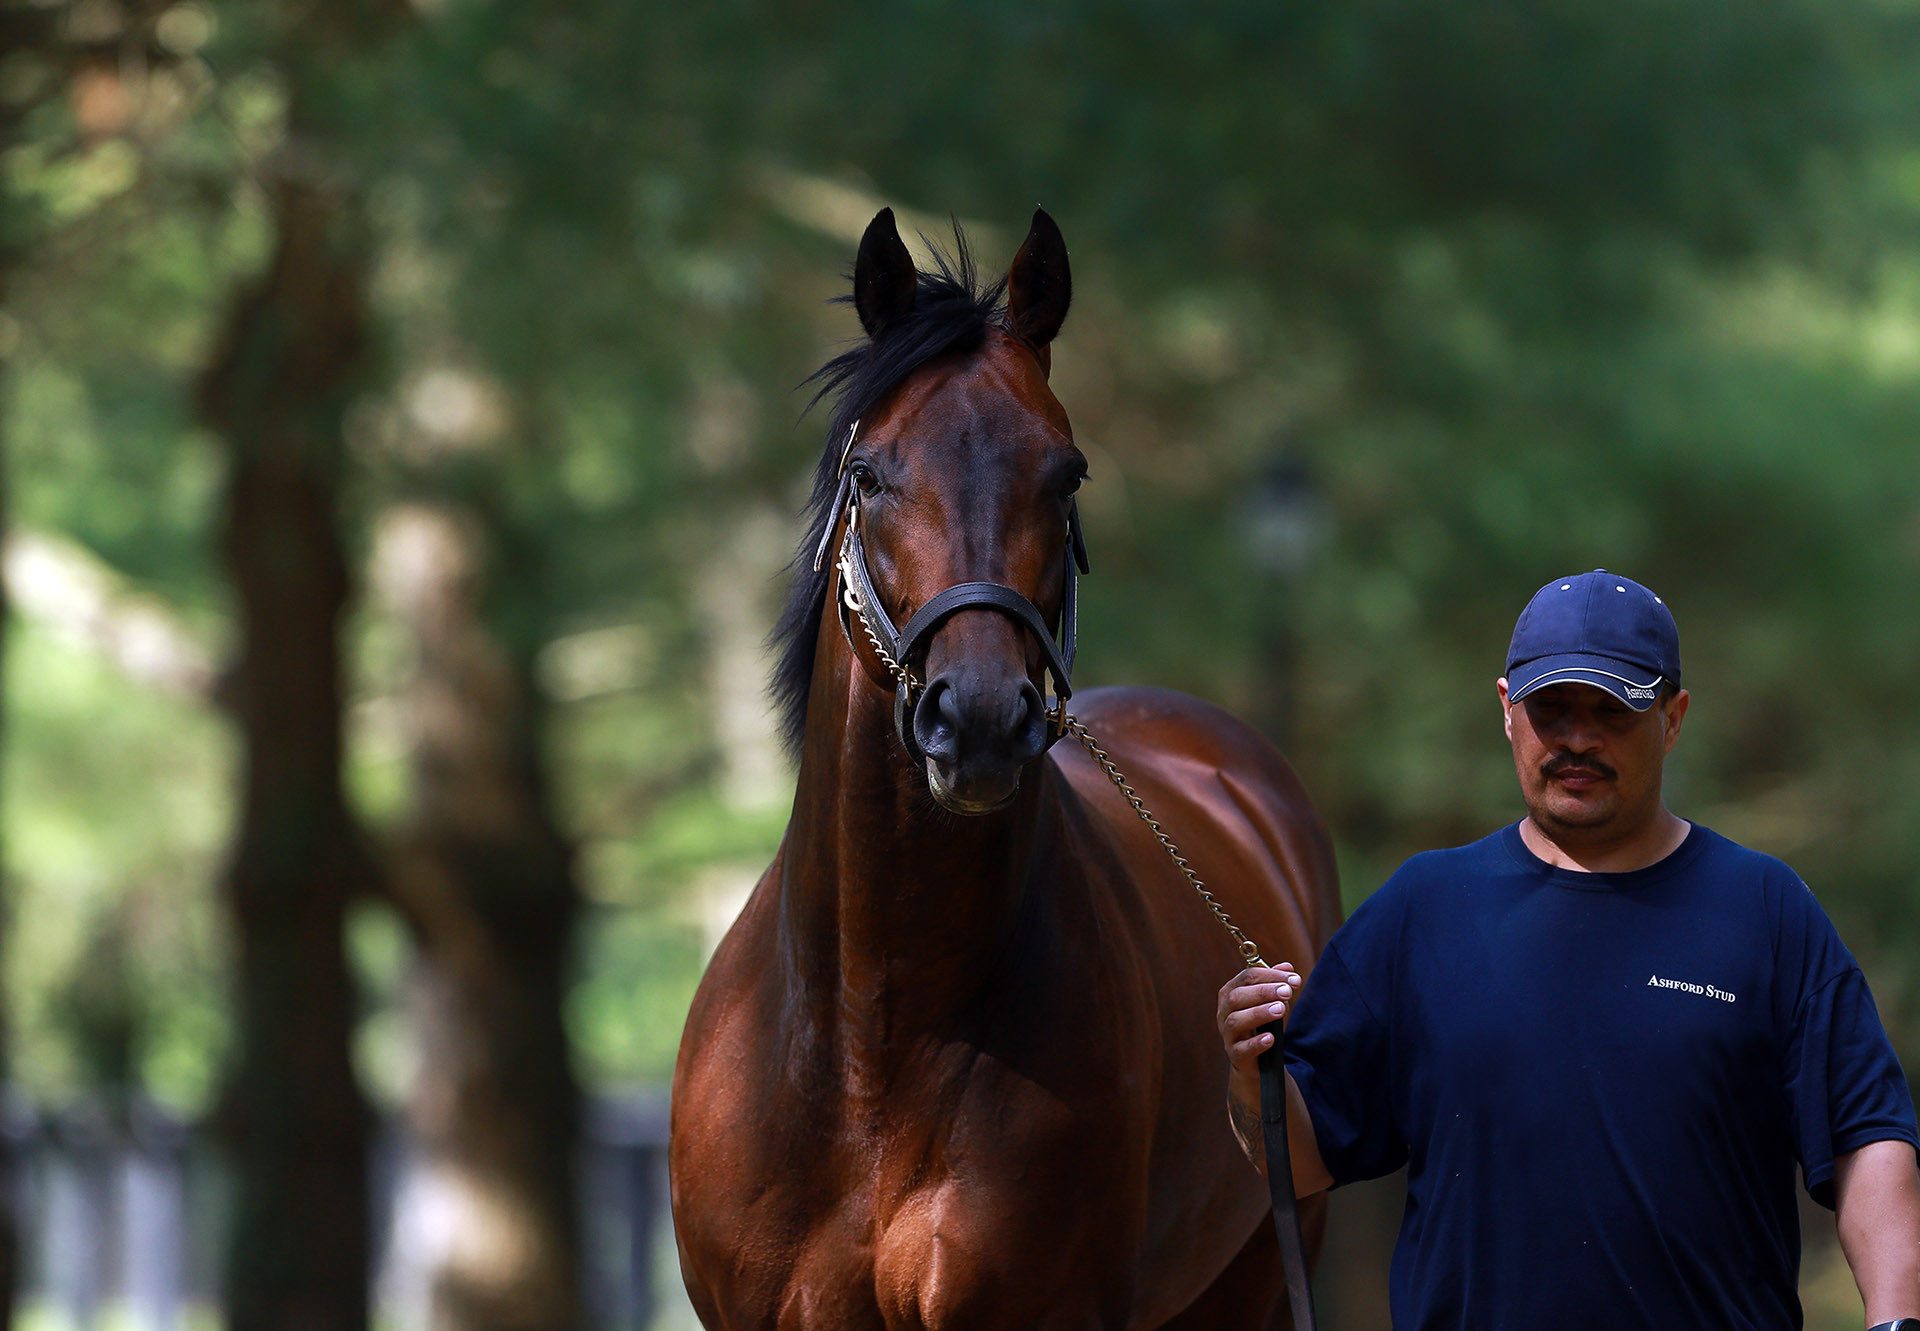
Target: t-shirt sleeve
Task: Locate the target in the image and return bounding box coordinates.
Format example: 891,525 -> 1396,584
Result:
1774,871 -> 1920,1209
1285,938 -> 1407,1186
1785,965 -> 1918,1208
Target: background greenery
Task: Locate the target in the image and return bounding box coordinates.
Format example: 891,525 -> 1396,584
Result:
6,0 -> 1920,1325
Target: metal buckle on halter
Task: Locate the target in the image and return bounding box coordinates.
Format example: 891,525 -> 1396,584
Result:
893,675 -> 918,756
836,507 -> 862,613
1044,697 -> 1069,747
833,510 -> 873,667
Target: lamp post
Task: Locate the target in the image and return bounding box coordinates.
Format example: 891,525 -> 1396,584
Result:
1237,453 -> 1328,747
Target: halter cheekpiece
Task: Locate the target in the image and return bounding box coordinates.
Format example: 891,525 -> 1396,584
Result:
813,420 -> 1090,761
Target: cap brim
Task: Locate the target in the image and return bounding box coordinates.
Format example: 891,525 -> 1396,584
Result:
1507,653 -> 1665,711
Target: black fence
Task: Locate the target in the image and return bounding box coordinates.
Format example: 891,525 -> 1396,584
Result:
3,1090 -> 675,1330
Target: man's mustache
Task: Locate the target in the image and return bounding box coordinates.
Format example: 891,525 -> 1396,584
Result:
1542,753 -> 1616,781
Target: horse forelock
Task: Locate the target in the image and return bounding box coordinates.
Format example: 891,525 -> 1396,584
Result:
769,225 -> 1011,756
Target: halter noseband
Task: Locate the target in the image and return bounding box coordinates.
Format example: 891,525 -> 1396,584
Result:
812,421 -> 1090,762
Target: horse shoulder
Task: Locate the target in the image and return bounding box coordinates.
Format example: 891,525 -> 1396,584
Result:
1050,684 -> 1340,967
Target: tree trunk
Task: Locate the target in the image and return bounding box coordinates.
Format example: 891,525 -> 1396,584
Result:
0,207 -> 17,1331
198,171 -> 374,1331
374,501 -> 583,1331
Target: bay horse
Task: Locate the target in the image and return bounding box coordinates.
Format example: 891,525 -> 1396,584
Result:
670,207 -> 1341,1330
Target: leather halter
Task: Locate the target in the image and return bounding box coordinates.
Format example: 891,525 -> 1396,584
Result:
812,421 -> 1090,763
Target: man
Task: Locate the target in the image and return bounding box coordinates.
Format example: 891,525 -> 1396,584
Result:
1217,569 -> 1920,1328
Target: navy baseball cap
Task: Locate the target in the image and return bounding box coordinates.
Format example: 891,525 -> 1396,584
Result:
1505,570 -> 1681,712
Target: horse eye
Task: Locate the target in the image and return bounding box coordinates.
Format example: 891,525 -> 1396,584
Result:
1059,466 -> 1088,498
850,462 -> 880,496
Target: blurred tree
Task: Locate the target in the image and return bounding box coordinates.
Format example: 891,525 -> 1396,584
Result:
373,492 -> 583,1331
198,162 -> 378,1331
194,0 -> 404,1319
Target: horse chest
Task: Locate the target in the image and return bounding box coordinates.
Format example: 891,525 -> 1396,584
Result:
689,1078 -> 1128,1330
779,1168 -> 1114,1331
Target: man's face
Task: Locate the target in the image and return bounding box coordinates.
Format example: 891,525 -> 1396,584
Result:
1497,679 -> 1689,839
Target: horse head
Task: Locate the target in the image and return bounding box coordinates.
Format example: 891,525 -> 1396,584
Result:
821,207 -> 1085,815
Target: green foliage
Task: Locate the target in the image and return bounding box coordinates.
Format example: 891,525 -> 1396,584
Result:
569,907 -> 709,1086
7,0 -> 1920,1151
2,622 -> 230,1109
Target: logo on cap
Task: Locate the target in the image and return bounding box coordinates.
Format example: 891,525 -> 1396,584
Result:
1506,570 -> 1681,713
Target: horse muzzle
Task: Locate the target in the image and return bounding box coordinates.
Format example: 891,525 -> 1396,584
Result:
912,666 -> 1049,815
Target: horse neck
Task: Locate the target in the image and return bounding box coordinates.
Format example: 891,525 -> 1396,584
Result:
781,622 -> 1051,1042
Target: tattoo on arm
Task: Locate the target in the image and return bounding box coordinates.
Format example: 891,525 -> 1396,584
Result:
1229,1091 -> 1263,1164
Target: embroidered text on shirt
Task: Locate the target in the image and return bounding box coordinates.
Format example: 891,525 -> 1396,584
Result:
1648,973 -> 1736,1003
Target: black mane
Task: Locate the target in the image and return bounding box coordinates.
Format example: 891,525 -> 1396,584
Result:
768,227 -> 1008,754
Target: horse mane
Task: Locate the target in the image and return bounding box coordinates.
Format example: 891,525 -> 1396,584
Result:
768,226 -> 1008,755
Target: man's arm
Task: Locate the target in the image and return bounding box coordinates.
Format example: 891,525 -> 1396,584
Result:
1834,1138 -> 1920,1325
1217,965 -> 1335,1197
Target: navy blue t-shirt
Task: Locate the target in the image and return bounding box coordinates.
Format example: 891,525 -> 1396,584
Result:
1285,821 -> 1918,1330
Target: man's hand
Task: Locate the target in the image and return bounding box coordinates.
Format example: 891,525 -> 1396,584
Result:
1216,963 -> 1301,1075
1215,964 -> 1332,1195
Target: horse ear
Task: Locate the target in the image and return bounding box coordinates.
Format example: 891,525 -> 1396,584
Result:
1006,208 -> 1071,349
854,208 -> 918,339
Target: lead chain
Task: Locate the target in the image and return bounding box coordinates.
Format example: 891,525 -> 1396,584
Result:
836,523 -> 1266,969
1058,717 -> 1266,968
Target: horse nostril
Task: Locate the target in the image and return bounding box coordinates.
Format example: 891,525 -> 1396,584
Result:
914,677 -> 960,760
939,680 -> 966,733
1010,681 -> 1046,751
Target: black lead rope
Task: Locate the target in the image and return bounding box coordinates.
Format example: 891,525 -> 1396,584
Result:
1260,1035 -> 1318,1330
